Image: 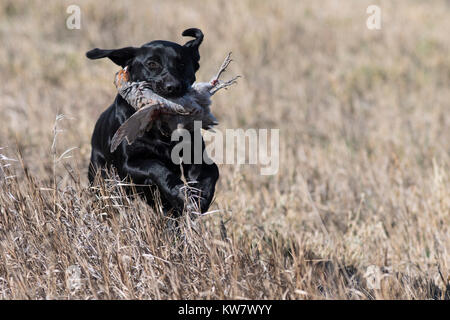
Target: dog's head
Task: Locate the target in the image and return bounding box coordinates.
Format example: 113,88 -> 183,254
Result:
86,28 -> 203,98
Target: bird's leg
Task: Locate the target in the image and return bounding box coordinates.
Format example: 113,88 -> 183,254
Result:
209,52 -> 241,95
210,75 -> 240,95
210,52 -> 233,86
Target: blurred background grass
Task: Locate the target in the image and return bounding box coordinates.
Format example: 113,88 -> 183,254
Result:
0,0 -> 448,299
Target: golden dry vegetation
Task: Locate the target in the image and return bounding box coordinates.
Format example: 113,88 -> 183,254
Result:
0,0 -> 449,299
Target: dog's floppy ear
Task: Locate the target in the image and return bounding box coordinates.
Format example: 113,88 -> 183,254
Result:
86,47 -> 139,67
182,28 -> 204,71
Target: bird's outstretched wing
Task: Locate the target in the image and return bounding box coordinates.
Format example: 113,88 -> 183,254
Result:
110,103 -> 162,153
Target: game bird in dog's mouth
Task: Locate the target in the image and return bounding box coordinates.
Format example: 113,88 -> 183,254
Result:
110,52 -> 240,153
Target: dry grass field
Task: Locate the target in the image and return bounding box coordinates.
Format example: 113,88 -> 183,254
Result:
0,0 -> 449,299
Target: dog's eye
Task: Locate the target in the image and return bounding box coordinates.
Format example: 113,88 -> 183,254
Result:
147,61 -> 160,69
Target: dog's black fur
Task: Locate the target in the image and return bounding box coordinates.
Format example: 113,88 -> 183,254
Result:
86,28 -> 219,216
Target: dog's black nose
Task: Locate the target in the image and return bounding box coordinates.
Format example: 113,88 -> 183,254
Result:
165,82 -> 181,95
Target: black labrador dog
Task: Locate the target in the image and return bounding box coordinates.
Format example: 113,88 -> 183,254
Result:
86,28 -> 219,216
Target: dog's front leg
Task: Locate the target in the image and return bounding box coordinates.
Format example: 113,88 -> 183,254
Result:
122,158 -> 187,214
183,162 -> 219,214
